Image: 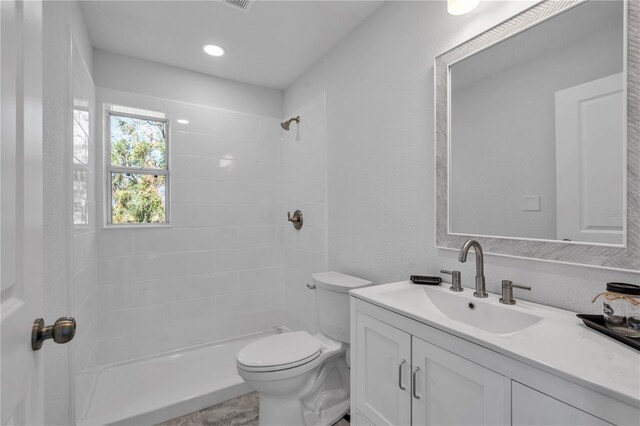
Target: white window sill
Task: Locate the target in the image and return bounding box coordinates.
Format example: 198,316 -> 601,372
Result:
103,223 -> 172,230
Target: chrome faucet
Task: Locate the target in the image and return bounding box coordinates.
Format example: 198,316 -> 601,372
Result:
458,240 -> 488,298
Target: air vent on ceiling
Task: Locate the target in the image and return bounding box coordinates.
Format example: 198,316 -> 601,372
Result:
222,0 -> 255,13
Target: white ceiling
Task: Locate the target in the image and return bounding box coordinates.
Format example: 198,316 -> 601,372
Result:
80,0 -> 383,90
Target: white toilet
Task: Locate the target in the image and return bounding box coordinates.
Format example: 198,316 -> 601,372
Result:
236,271 -> 373,426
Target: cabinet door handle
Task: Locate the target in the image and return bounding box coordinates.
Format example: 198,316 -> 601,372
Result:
398,359 -> 407,390
412,366 -> 421,399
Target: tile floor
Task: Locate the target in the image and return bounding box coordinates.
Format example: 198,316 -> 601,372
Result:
156,392 -> 350,426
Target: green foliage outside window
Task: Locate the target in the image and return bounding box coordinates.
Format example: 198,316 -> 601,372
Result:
109,115 -> 168,224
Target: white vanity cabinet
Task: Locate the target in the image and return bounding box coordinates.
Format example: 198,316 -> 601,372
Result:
354,311 -> 510,426
354,313 -> 412,425
512,382 -> 612,426
411,337 -> 511,425
351,295 -> 639,426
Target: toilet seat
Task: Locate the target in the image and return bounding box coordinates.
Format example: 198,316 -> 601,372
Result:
237,331 -> 323,372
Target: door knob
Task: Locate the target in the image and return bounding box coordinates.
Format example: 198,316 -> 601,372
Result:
31,317 -> 76,351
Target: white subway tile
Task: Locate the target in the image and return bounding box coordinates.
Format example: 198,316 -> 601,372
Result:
284,247 -> 325,275
98,230 -> 134,257
74,231 -> 97,273
284,226 -> 325,253
214,247 -> 278,272
218,309 -> 284,340
74,260 -> 97,309
171,105 -> 226,137
98,256 -> 133,285
172,130 -> 228,158
171,203 -> 236,227
172,155 -> 219,180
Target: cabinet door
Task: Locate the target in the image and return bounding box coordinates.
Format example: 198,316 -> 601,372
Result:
355,312 -> 412,426
512,382 -> 612,426
411,337 -> 511,425
354,410 -> 376,425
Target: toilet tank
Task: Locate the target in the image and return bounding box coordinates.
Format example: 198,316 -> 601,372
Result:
312,271 -> 373,343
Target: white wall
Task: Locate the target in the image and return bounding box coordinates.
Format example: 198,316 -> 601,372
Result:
282,94 -> 328,333
450,6 -> 622,240
43,1 -> 95,425
284,0 -> 639,315
93,50 -> 282,119
93,53 -> 285,364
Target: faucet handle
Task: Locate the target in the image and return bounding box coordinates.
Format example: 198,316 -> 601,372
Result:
440,270 -> 463,292
500,280 -> 531,305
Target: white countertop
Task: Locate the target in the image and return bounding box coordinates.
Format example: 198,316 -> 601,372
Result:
350,281 -> 640,408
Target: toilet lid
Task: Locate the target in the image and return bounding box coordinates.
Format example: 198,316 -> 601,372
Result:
237,331 -> 322,370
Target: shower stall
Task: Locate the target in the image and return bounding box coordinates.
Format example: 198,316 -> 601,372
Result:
37,1 -> 331,424
67,75 -> 304,423
74,86 -> 287,424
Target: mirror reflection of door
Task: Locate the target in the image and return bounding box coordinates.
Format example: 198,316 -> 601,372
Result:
555,73 -> 624,244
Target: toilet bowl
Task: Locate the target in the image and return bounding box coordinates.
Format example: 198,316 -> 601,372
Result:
236,271 -> 373,426
237,332 -> 349,426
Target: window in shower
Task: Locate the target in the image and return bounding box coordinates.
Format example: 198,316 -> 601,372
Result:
73,106 -> 90,226
106,107 -> 170,226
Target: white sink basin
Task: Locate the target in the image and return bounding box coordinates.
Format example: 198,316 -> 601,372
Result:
377,283 -> 543,334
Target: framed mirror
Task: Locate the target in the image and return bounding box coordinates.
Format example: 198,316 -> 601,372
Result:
435,0 -> 639,271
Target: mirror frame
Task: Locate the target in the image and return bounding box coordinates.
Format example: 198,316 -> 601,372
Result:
435,0 -> 639,271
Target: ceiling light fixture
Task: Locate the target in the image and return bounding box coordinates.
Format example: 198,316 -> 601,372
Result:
203,44 -> 225,57
176,119 -> 189,124
448,0 -> 480,15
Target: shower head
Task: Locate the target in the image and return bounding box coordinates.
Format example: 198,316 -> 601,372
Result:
281,116 -> 300,131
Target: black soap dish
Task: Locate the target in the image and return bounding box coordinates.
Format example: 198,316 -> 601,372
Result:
577,314 -> 640,351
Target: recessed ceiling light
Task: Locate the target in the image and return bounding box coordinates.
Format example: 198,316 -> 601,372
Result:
176,119 -> 189,124
203,44 -> 225,57
447,0 -> 480,15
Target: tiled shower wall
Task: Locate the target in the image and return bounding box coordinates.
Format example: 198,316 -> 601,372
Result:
71,38 -> 99,416
96,88 -> 284,364
282,94 -> 328,333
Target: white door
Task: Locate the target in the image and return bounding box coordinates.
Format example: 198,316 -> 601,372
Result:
355,313 -> 412,426
411,337 -> 511,426
555,73 -> 624,244
1,0 -> 45,424
512,382 -> 612,426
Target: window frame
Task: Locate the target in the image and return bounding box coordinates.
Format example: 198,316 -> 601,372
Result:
105,109 -> 171,228
73,104 -> 91,228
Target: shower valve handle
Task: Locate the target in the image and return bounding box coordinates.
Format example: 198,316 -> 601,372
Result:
287,210 -> 303,230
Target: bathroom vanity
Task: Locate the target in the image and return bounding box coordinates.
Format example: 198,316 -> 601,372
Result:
349,282 -> 640,426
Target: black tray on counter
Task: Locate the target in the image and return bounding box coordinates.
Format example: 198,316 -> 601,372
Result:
577,314 -> 640,351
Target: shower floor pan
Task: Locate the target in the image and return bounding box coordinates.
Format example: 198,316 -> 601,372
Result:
79,328 -> 284,426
